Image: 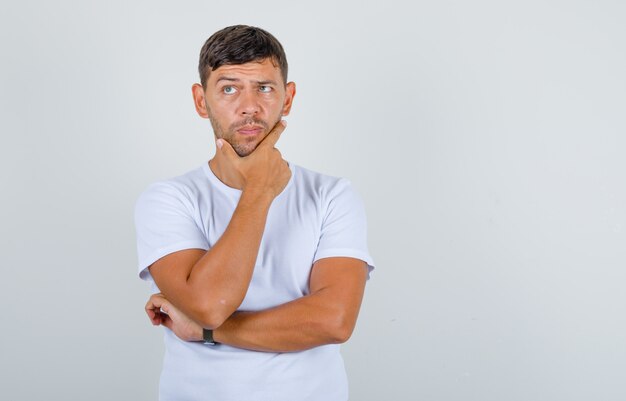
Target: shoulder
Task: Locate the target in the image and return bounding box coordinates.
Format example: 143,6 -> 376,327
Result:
135,165 -> 208,214
290,163 -> 354,201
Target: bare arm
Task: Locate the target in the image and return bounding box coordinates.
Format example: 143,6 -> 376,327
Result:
146,257 -> 369,352
214,257 -> 368,352
148,121 -> 290,329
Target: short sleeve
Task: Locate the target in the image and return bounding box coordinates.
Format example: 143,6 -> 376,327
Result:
313,179 -> 375,277
134,182 -> 209,282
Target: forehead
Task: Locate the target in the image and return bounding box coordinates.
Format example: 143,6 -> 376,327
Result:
208,58 -> 282,84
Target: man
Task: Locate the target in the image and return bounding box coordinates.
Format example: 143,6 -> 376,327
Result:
134,25 -> 375,401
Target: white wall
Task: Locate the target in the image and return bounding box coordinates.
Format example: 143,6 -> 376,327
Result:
1,1 -> 624,400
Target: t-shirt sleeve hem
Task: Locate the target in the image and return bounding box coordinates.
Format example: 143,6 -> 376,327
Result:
138,240 -> 209,281
313,248 -> 376,278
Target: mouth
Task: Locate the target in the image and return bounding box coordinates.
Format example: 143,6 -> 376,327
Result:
237,125 -> 264,136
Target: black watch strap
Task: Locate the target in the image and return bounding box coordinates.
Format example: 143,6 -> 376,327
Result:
203,328 -> 218,345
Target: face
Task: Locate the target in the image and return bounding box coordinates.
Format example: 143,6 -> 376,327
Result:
192,58 -> 296,157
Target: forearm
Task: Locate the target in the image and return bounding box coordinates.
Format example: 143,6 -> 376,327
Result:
150,122 -> 290,329
148,259 -> 368,352
213,292 -> 354,352
167,189 -> 274,327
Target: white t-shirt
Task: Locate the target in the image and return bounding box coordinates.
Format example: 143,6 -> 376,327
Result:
134,160 -> 375,401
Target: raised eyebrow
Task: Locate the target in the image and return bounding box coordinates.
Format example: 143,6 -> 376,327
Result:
215,78 -> 277,86
216,77 -> 240,84
256,80 -> 278,86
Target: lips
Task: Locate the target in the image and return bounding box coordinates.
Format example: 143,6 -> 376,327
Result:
237,125 -> 264,136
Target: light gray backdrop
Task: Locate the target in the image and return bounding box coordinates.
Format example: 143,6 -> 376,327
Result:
1,1 -> 624,400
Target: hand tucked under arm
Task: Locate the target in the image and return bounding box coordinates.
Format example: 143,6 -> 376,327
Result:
145,257 -> 368,352
146,293 -> 203,342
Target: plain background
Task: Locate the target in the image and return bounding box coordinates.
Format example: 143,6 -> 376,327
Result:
1,1 -> 625,400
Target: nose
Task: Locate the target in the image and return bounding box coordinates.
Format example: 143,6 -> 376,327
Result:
238,90 -> 260,116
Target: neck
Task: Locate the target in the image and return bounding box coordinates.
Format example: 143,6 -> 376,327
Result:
208,154 -> 245,190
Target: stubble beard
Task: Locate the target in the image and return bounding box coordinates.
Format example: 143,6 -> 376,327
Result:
207,107 -> 281,157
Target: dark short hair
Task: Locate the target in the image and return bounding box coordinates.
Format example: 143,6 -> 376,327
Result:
198,25 -> 288,87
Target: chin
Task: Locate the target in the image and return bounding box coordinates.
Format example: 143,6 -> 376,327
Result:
233,136 -> 264,157
233,144 -> 257,157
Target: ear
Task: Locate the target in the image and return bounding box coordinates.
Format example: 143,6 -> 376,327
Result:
192,83 -> 209,118
281,82 -> 296,116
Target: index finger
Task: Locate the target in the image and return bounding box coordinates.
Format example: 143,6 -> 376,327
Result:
145,293 -> 164,311
256,120 -> 286,150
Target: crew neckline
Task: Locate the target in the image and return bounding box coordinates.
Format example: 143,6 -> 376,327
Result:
202,159 -> 295,198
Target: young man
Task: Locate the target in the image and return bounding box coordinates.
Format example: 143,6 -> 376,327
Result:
134,25 -> 375,401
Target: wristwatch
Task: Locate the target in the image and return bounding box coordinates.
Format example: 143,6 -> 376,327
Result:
203,328 -> 218,345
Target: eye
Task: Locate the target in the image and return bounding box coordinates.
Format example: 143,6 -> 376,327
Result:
222,86 -> 237,94
259,85 -> 272,93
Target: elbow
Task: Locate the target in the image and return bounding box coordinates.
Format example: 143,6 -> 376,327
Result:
331,324 -> 354,344
324,311 -> 356,344
196,310 -> 228,330
192,298 -> 237,330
